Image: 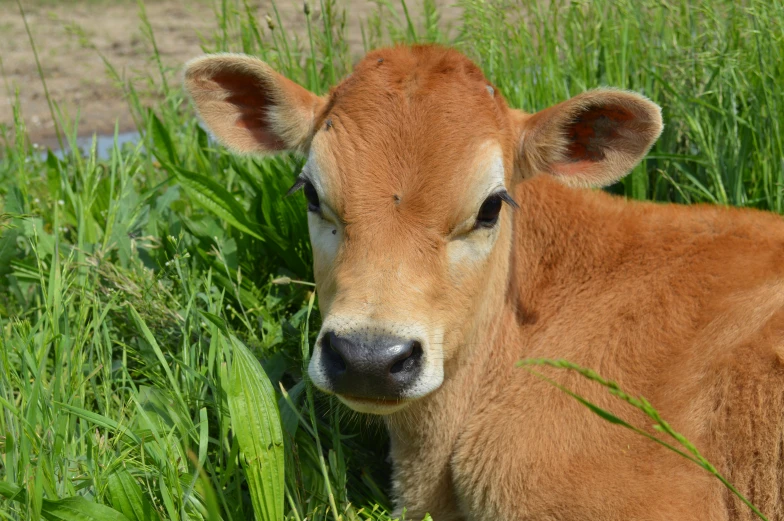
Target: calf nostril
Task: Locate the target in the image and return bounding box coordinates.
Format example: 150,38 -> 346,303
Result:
322,332 -> 347,373
390,341 -> 423,374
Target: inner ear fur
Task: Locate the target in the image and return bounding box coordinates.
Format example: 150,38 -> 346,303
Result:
184,53 -> 324,155
517,89 -> 663,188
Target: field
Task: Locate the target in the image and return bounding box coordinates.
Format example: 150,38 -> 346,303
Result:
1,0 -> 783,520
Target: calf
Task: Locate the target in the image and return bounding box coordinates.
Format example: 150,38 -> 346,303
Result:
185,45 -> 784,521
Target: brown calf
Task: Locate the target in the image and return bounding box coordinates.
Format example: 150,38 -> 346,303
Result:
185,45 -> 784,521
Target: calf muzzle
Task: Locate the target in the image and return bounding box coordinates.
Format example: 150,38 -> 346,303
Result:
319,331 -> 423,399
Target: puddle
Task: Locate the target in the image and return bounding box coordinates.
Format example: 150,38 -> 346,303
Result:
41,130 -> 143,160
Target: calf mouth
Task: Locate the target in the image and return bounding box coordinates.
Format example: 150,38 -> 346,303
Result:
336,394 -> 410,415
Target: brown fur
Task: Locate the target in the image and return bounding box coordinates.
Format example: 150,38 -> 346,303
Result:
184,45 -> 784,521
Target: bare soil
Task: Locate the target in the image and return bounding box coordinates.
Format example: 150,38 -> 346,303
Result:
0,0 -> 461,145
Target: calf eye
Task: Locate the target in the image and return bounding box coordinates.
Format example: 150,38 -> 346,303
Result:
285,176 -> 322,214
475,194 -> 503,229
303,180 -> 321,213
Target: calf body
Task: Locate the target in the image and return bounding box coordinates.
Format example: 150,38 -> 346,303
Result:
184,45 -> 784,520
389,177 -> 784,520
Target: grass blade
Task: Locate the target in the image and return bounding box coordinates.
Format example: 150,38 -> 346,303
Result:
0,482 -> 133,521
519,358 -> 770,521
173,166 -> 264,241
41,496 -> 133,521
107,469 -> 157,521
227,335 -> 284,521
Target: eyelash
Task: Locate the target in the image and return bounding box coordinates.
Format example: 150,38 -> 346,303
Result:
287,176 -> 322,214
286,176 -> 307,197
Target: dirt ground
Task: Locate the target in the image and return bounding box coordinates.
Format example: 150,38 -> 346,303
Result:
0,0 -> 462,145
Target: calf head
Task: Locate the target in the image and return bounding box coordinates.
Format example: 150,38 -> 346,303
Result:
185,45 -> 662,414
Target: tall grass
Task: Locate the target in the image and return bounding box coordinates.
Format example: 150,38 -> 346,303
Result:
1,0 -> 782,520
458,0 -> 784,209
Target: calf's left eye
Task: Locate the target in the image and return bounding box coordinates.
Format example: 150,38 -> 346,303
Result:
475,194 -> 503,229
303,180 -> 321,213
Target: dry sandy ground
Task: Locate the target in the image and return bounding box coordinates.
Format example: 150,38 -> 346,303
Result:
1,0 -> 461,145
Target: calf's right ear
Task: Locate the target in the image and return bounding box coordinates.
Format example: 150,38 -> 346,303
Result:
184,54 -> 324,155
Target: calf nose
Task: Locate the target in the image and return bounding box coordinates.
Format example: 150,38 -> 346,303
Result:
319,331 -> 423,399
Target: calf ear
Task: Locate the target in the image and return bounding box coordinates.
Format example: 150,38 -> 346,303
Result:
515,89 -> 663,187
184,54 -> 324,154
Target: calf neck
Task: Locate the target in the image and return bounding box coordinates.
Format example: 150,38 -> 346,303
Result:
185,45 -> 784,520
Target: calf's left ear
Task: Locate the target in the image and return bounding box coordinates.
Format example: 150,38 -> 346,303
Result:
515,89 -> 663,187
184,54 -> 324,155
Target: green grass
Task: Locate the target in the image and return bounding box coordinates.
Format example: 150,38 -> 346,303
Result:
1,0 -> 782,519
